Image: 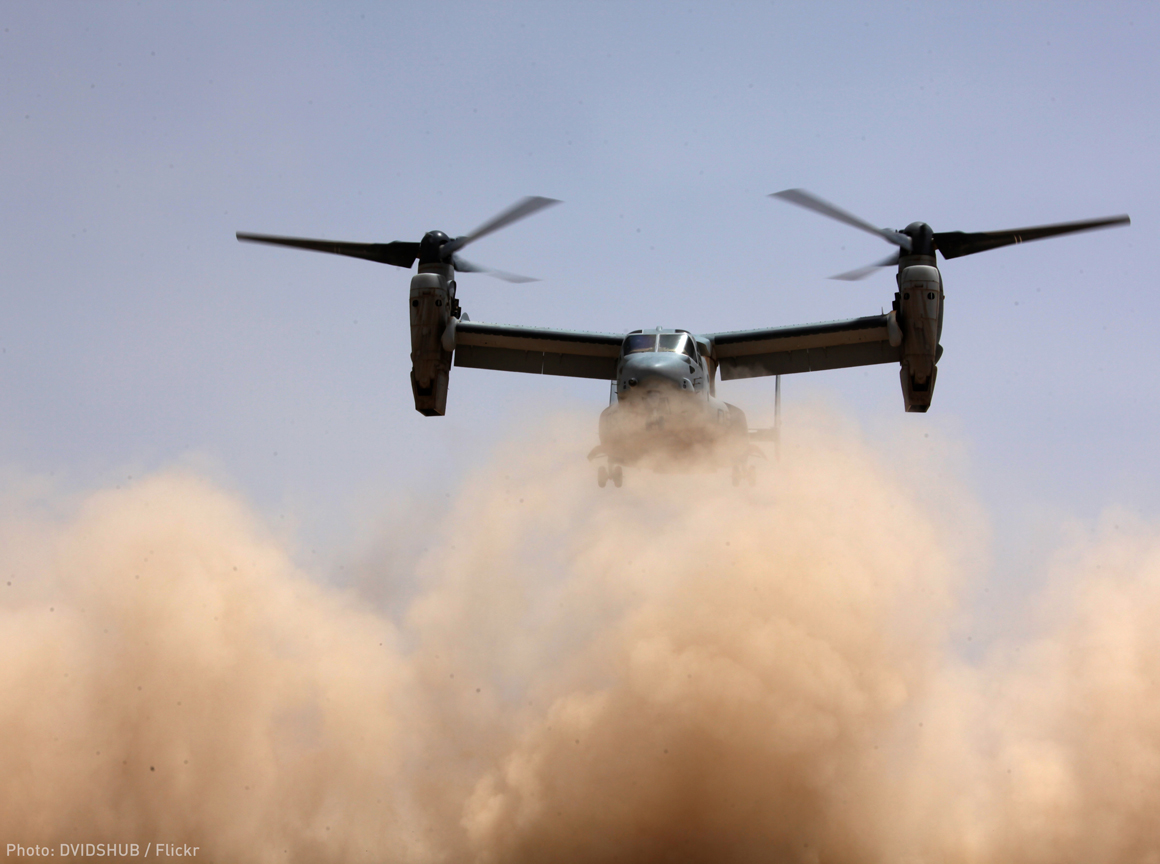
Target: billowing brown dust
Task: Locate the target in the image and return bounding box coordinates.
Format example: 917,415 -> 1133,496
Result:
2,409 -> 1158,863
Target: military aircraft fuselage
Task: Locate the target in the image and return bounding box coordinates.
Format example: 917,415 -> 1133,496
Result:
597,329 -> 751,471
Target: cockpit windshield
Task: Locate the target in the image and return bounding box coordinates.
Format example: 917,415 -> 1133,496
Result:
622,334 -> 656,355
658,333 -> 699,362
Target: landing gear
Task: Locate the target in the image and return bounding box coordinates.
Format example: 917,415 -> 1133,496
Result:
597,463 -> 623,488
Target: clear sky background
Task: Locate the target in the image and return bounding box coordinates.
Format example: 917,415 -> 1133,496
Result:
2,2 -> 1156,621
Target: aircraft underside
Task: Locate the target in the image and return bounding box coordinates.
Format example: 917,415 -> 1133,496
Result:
593,397 -> 760,485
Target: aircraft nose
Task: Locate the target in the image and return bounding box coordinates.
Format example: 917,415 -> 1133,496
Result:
619,352 -> 690,393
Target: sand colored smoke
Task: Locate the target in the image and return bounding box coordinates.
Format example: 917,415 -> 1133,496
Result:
1,409 -> 1158,863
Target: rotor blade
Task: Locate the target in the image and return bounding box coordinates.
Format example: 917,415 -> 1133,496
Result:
451,254 -> 538,283
236,233 -> 420,269
771,189 -> 913,252
830,250 -> 900,281
934,214 -> 1131,260
441,196 -> 561,255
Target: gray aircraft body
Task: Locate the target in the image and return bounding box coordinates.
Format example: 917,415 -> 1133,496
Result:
238,191 -> 1129,487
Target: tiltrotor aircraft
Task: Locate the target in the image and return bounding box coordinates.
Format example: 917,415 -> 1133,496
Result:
238,192 -> 1129,487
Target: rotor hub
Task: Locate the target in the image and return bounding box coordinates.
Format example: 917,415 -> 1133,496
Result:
419,230 -> 451,264
902,222 -> 936,257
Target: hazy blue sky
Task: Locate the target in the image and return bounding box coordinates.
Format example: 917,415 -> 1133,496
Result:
2,2 -> 1156,599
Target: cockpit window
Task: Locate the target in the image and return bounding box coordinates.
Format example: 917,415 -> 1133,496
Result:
623,334 -> 656,354
658,333 -> 699,362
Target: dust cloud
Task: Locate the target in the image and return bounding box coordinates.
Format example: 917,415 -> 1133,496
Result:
2,407 -> 1158,863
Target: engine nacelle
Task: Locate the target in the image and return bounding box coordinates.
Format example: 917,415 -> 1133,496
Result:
896,264 -> 943,413
409,267 -> 456,416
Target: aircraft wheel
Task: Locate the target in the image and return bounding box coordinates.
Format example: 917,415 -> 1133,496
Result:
611,465 -> 623,488
597,466 -> 608,488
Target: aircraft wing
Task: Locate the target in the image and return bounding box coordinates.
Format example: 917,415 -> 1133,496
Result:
706,314 -> 901,380
451,320 -> 622,380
